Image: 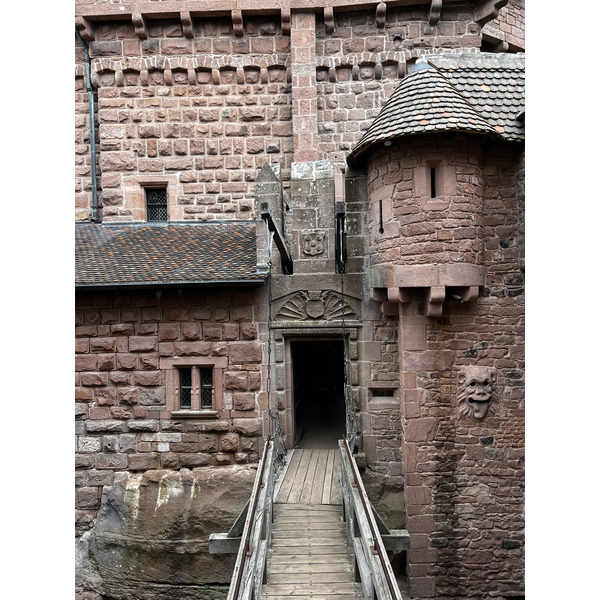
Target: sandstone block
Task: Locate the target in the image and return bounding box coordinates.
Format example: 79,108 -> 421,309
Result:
213,453 -> 234,466
127,419 -> 160,432
76,355 -> 98,372
233,418 -> 262,437
229,341 -> 262,364
133,371 -> 161,386
128,453 -> 161,471
80,372 -> 108,387
86,420 -> 127,433
179,453 -> 210,468
224,371 -> 248,391
197,434 -> 219,452
129,336 -> 157,352
233,392 -> 255,411
78,437 -> 102,453
96,453 -> 128,470
77,487 -> 101,510
219,433 -> 239,453
100,152 -> 136,172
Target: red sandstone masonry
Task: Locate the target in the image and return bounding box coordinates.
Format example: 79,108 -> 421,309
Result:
74,287 -> 267,535
77,14 -> 293,223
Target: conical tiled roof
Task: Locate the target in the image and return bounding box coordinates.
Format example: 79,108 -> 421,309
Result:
348,52 -> 524,162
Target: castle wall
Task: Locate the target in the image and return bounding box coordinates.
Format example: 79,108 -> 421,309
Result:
75,2 -> 525,599
75,2 -> 526,224
363,137 -> 524,598
75,287 -> 268,536
316,4 -> 485,165
366,135 -> 486,268
75,14 -> 293,222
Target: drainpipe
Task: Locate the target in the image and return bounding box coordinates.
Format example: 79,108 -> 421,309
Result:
75,29 -> 99,222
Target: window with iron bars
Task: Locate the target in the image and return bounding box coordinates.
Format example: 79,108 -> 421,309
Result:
146,187 -> 168,221
177,366 -> 214,410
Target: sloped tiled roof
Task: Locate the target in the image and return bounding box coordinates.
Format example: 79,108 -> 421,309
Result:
349,52 -> 525,161
76,221 -> 265,288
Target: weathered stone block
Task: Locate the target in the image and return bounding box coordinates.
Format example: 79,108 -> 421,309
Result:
129,336 -> 158,352
86,420 -> 127,434
233,392 -> 255,411
219,433 -> 240,453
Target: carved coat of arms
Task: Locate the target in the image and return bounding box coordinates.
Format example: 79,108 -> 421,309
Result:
301,230 -> 326,256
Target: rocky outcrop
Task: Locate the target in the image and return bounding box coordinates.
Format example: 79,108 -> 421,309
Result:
76,466 -> 256,600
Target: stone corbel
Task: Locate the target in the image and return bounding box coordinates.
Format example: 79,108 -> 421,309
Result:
75,16 -> 95,42
473,0 -> 509,27
425,286 -> 445,317
324,7 -> 335,34
180,11 -> 194,39
371,264 -> 484,316
281,9 -> 291,35
387,287 -> 411,304
132,13 -> 148,40
232,10 -> 243,37
376,2 -> 387,29
429,0 -> 443,26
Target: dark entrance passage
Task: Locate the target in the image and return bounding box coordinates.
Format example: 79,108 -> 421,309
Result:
291,339 -> 346,449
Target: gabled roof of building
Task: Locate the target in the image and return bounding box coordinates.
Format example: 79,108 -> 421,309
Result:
75,221 -> 266,288
348,52 -> 525,162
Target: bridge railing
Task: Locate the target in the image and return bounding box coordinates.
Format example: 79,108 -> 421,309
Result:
339,438 -> 404,600
226,439 -> 275,600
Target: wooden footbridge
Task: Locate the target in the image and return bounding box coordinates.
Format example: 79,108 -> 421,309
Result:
209,441 -> 409,600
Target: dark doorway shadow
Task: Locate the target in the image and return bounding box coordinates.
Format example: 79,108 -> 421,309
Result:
291,339 -> 346,449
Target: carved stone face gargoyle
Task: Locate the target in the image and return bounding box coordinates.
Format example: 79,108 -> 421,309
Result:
457,366 -> 497,419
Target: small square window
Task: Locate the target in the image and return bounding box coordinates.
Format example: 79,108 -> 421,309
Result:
162,357 -> 226,418
146,187 -> 168,222
176,366 -> 214,411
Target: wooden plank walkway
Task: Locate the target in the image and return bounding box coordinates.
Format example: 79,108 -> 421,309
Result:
275,449 -> 342,506
262,449 -> 362,600
262,504 -> 362,600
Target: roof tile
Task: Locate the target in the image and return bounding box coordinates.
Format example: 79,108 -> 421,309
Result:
349,52 -> 524,161
75,222 -> 265,288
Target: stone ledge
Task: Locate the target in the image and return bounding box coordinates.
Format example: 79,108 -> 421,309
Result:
370,263 -> 485,316
170,410 -> 219,419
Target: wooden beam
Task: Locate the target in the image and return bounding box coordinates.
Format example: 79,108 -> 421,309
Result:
260,202 -> 293,274
208,532 -> 242,554
381,530 -> 410,552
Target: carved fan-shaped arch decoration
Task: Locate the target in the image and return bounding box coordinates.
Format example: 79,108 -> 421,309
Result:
276,293 -> 309,321
275,291 -> 358,322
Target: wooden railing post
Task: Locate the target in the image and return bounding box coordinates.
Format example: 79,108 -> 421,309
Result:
227,440 -> 275,600
338,439 -> 404,600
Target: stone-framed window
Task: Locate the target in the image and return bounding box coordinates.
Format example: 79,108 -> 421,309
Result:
161,356 -> 227,418
122,175 -> 184,222
145,187 -> 168,222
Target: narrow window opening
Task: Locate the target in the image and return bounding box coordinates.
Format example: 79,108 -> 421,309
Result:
200,368 -> 213,409
335,202 -> 347,274
371,388 -> 395,397
430,167 -> 437,198
179,367 -> 192,409
146,187 -> 168,221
